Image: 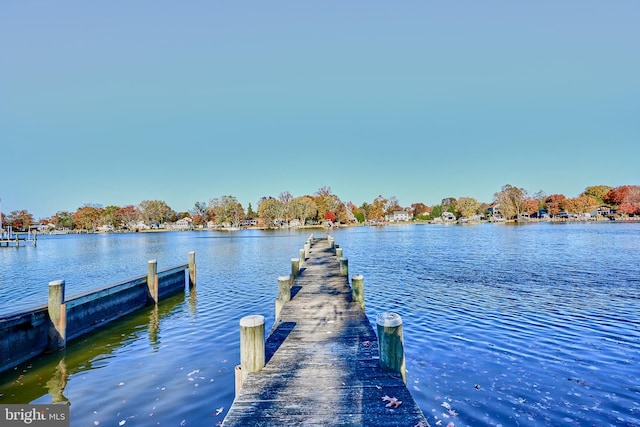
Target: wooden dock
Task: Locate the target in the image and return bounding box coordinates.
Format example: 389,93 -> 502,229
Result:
222,236 -> 429,427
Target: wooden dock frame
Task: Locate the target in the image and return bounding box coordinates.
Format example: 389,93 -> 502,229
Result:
223,236 -> 430,426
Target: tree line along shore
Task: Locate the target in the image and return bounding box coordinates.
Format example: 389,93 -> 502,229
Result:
2,184 -> 638,233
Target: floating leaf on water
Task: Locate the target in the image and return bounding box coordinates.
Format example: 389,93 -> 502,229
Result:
215,407 -> 224,416
118,421 -> 126,426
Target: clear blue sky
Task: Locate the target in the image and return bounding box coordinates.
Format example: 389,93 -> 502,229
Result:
2,1 -> 638,219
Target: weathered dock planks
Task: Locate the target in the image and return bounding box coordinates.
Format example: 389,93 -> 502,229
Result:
222,237 -> 429,427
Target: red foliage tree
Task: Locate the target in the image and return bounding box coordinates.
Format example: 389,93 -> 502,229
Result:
544,194 -> 566,215
604,185 -> 640,215
324,211 -> 336,222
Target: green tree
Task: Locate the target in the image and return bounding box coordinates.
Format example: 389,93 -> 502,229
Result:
429,205 -> 443,219
246,203 -> 256,218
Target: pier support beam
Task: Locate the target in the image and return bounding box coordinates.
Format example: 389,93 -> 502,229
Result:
188,251 -> 196,289
47,280 -> 66,351
351,274 -> 365,310
376,312 -> 406,383
339,257 -> 348,276
239,315 -> 265,385
147,260 -> 158,303
276,276 -> 291,319
291,258 -> 300,279
336,247 -> 343,259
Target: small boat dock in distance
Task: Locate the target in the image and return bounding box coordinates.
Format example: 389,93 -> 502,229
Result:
222,236 -> 429,427
0,226 -> 37,247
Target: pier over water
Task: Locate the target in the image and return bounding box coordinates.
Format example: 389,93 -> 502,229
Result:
223,236 -> 429,427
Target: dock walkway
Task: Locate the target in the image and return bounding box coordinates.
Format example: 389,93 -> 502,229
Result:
222,237 -> 429,427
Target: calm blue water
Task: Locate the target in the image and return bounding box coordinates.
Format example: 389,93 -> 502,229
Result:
1,224 -> 639,426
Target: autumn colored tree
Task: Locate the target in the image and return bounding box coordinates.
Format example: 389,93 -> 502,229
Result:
118,205 -> 141,229
139,200 -> 174,224
325,211 -> 336,222
368,195 -> 387,221
101,205 -> 121,228
441,197 -> 457,214
563,195 -> 600,214
604,185 -> 640,215
411,203 -> 430,219
494,184 -> 530,219
6,210 -> 34,230
208,195 -> 245,227
455,197 -> 481,218
582,185 -> 613,204
384,196 -> 402,215
334,201 -> 353,223
314,187 -> 341,222
279,191 -> 293,223
543,194 -> 567,215
190,202 -> 208,226
74,205 -> 104,231
50,211 -> 75,230
289,196 -> 317,226
358,202 -> 371,222
257,197 -> 284,228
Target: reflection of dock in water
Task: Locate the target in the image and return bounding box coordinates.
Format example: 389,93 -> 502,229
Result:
0,291 -> 191,405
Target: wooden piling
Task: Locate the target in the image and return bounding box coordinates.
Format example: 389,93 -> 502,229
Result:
47,280 -> 66,350
336,247 -> 343,258
339,257 -> 348,276
351,274 -> 365,310
376,312 -> 406,383
291,258 -> 300,278
147,260 -> 158,303
188,251 -> 196,289
239,315 -> 265,384
299,248 -> 305,264
276,276 -> 291,319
